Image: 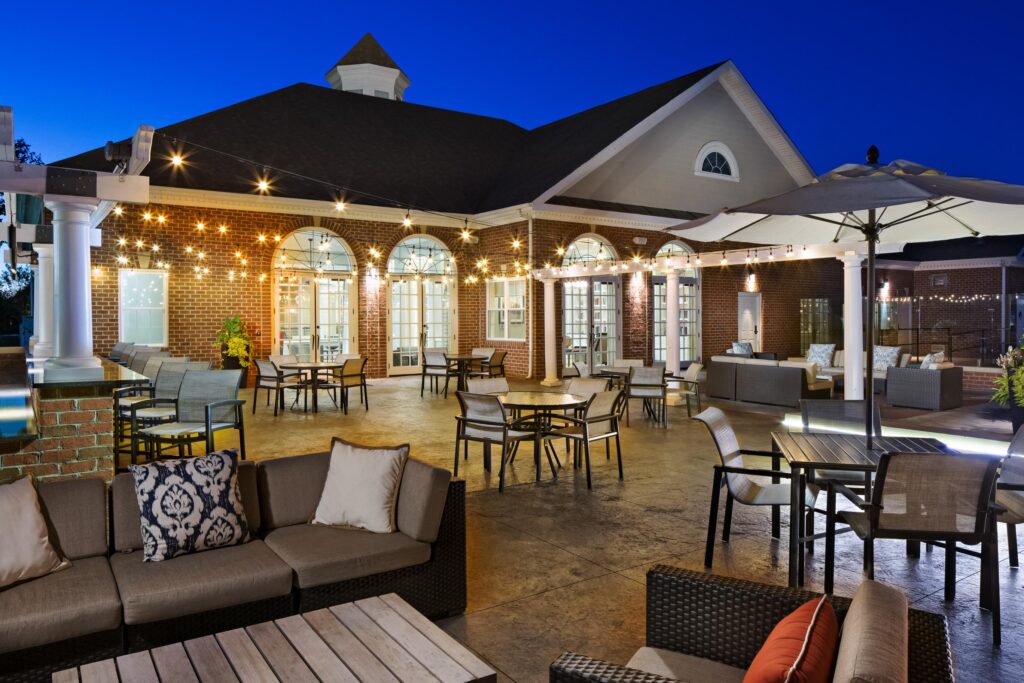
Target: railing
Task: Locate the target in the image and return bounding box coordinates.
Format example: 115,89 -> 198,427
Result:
876,326 -> 1015,366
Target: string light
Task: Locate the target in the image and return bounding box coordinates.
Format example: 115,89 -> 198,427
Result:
273,234 -> 282,243
170,154 -> 183,166
113,206 -> 123,216
156,215 -> 166,224
368,247 -> 382,260
196,222 -> 205,232
185,245 -> 194,254
768,248 -> 775,261
151,244 -> 160,252
402,211 -> 413,228
257,234 -> 267,243
116,255 -> 129,265
512,238 -> 521,250
334,201 -> 346,211
556,246 -> 566,256
217,225 -> 227,234
745,250 -> 752,264
134,239 -> 145,249
256,178 -> 270,193
720,251 -> 728,266
142,212 -> 152,221
117,237 -> 127,247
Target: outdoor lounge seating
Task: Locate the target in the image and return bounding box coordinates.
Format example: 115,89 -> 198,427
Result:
549,566 -> 954,683
886,364 -> 963,410
706,355 -> 832,406
1,451 -> 467,680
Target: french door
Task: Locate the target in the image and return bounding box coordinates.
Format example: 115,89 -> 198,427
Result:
563,277 -> 620,372
388,276 -> 455,375
653,274 -> 700,367
275,275 -> 356,361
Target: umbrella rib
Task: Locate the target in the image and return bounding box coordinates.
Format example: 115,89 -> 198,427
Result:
879,197 -> 958,227
922,199 -> 981,237
880,200 -> 976,230
831,213 -> 857,243
718,214 -> 774,241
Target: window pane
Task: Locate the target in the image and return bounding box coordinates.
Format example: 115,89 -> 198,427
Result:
120,270 -> 167,345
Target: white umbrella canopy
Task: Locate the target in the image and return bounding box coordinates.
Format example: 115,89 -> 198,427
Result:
669,149 -> 1024,448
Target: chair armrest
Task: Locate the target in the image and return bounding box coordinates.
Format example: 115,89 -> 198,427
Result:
998,482 -> 1024,491
829,480 -> 869,508
114,385 -> 153,399
717,464 -> 792,479
455,416 -> 512,428
550,652 -> 675,683
128,397 -> 177,415
205,399 -> 245,426
738,448 -> 779,458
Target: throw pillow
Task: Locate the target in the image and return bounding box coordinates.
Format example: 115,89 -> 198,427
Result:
805,344 -> 836,368
0,477 -> 69,589
920,351 -> 946,369
129,449 -> 250,562
743,595 -> 839,683
312,438 -> 409,533
873,346 -> 901,372
731,341 -> 755,356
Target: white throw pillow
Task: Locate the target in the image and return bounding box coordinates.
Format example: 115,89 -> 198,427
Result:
312,438 -> 409,533
0,477 -> 69,589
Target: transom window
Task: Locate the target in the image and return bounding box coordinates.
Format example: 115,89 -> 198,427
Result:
562,236 -> 616,266
276,229 -> 354,273
388,236 -> 454,276
694,141 -> 739,181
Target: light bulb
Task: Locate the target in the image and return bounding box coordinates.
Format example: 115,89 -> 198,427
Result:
512,238 -> 521,250
142,212 -> 152,221
171,155 -> 183,166
196,222 -> 205,231
113,206 -> 123,216
257,179 -> 270,192
335,201 -> 346,211
257,234 -> 266,243
217,225 -> 227,234
156,215 -> 166,224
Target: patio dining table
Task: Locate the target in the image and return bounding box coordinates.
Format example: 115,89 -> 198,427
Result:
447,354 -> 489,393
770,431 -> 950,588
279,361 -> 343,413
497,391 -> 588,483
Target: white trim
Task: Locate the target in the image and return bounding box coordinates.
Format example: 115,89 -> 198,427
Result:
694,141 -> 740,182
875,256 -> 1024,271
118,268 -> 169,347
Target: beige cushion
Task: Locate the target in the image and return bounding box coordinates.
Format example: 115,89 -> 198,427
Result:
263,525 -> 430,589
926,361 -> 956,371
834,349 -> 845,367
0,556 -> 121,654
626,647 -> 745,682
779,360 -> 818,384
396,460 -> 451,543
313,438 -> 409,533
110,540 -> 292,625
745,358 -> 779,367
711,355 -> 746,364
808,379 -> 834,392
833,581 -> 909,683
0,477 -> 68,590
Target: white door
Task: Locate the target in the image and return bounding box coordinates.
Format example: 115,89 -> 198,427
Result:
737,292 -> 762,352
275,275 -> 356,361
563,277 -> 621,372
387,276 -> 455,375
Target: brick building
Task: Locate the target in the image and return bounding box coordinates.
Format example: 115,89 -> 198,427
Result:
56,33 -> 851,381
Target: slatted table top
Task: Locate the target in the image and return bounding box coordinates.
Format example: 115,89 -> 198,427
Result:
771,431 -> 949,471
53,594 -> 496,683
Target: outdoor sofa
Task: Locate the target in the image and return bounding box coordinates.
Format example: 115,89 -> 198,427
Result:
550,565 -> 954,683
0,457 -> 465,682
706,355 -> 833,407
798,348 -> 911,393
886,364 -> 963,411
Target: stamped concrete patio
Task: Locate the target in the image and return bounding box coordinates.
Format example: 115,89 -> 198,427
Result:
211,377 -> 1021,682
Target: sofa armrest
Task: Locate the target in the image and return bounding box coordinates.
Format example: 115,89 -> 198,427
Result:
550,652 -> 676,683
645,566 -> 851,669
908,608 -> 955,683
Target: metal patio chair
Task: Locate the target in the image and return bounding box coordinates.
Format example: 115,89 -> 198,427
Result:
323,356 -> 369,413
668,362 -> 703,417
573,361 -> 591,378
693,407 -> 820,569
542,390 -> 625,489
824,451 -> 1003,646
421,349 -> 457,397
133,369 -> 247,463
997,426 -> 1024,567
253,358 -> 307,415
470,349 -> 507,378
108,341 -> 129,362
129,349 -> 169,374
466,377 -> 509,394
625,366 -> 667,426
453,391 -> 538,492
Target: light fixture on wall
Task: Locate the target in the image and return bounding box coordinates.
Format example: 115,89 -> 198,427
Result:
720,251 -> 727,266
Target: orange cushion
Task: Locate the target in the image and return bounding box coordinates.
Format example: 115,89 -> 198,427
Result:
743,596 -> 838,683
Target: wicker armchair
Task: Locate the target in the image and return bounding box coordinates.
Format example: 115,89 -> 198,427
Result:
134,369 -> 247,461
824,451 -> 1003,645
693,407 -> 818,569
549,566 -> 954,683
625,366 -> 667,426
886,366 -> 963,410
542,390 -> 625,489
453,392 -> 537,492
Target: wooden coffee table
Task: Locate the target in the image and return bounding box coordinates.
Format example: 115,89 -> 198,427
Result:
54,594 -> 496,682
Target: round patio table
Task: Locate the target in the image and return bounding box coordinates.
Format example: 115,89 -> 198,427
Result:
496,392 -> 589,483
447,354 -> 489,392
279,361 -> 343,413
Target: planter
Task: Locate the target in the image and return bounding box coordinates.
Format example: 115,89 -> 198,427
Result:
1008,369 -> 1024,434
221,344 -> 249,387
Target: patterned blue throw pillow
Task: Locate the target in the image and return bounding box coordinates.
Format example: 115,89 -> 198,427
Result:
129,449 -> 250,562
731,341 -> 754,356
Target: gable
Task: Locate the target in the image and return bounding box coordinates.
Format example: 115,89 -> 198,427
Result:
559,82 -> 803,215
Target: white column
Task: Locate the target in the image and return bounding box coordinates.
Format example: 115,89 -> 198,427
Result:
31,244 -> 54,359
46,200 -> 97,364
839,253 -> 865,400
27,265 -> 38,353
541,278 -> 561,386
665,269 -> 680,375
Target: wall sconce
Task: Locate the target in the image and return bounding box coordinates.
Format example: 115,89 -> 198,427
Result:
745,272 -> 757,292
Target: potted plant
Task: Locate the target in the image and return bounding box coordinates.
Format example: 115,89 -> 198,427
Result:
993,343 -> 1024,433
215,316 -> 252,385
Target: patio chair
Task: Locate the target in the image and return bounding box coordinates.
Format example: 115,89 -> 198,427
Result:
667,362 -> 703,417
566,377 -> 610,396
421,349 -> 457,397
625,366 -> 667,426
573,361 -> 591,378
614,358 -> 645,368
693,407 -> 819,569
114,357 -> 193,434
453,391 -> 538,492
138,355 -> 180,382
114,343 -> 135,365
129,349 -> 169,374
470,349 -> 507,378
323,356 -> 369,413
118,361 -> 212,465
542,390 -> 625,489
108,341 -> 129,361
134,369 -> 247,462
253,358 -> 307,416
466,377 -> 509,394
824,451 -> 1003,645
997,426 -> 1024,567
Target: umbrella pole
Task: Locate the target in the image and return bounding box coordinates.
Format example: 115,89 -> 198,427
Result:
865,211 -> 877,450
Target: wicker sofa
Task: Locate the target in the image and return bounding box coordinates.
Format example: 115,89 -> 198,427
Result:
706,356 -> 833,407
0,457 -> 465,682
550,566 -> 954,683
886,365 -> 964,411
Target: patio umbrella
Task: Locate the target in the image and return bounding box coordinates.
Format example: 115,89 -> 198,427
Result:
669,146 -> 1024,448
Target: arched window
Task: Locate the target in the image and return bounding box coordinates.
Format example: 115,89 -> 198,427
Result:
275,229 -> 355,273
387,235 -> 455,276
694,141 -> 739,181
562,235 -> 617,266
273,229 -> 357,361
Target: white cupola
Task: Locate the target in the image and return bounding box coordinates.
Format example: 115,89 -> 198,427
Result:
325,33 -> 410,101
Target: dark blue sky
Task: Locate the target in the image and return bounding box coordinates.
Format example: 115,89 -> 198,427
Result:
7,0 -> 1024,182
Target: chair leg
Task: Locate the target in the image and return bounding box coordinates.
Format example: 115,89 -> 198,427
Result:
945,541 -> 957,601
705,467 -> 722,568
252,386 -> 258,414
625,399 -> 630,427
805,505 -> 815,556
237,422 -> 246,460
685,394 -> 692,418
453,433 -> 461,477
865,537 -> 874,580
582,437 -> 592,490
498,441 -> 508,492
615,432 -> 623,480
421,373 -> 426,397
825,485 -> 836,594
1008,523 -> 1019,568
722,491 -> 734,542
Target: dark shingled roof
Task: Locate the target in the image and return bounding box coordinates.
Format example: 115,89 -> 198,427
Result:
885,235 -> 1024,262
331,32 -> 402,71
56,62 -> 725,215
